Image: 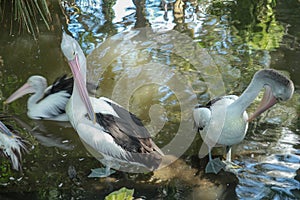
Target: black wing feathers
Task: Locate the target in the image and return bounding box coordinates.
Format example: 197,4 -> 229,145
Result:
95,99 -> 163,170
36,75 -> 72,117
205,96 -> 223,108
102,100 -> 151,138
45,75 -> 73,97
96,112 -> 151,154
96,99 -> 162,155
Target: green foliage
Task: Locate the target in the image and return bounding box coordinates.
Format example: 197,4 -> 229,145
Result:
0,159 -> 13,182
105,187 -> 134,200
0,0 -> 52,39
231,0 -> 284,50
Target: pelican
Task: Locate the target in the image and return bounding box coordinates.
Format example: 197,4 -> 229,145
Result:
0,120 -> 27,171
5,75 -> 73,121
193,69 -> 294,174
61,33 -> 164,177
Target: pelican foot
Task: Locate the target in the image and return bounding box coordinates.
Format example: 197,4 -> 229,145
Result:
88,168 -> 115,178
224,161 -> 242,174
205,157 -> 226,174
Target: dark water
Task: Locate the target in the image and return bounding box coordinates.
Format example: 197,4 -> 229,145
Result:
0,0 -> 299,199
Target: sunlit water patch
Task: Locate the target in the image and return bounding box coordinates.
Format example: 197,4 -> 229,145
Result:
236,126 -> 300,199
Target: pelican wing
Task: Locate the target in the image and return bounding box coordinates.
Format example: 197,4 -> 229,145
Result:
91,97 -> 163,155
30,91 -> 71,119
77,121 -> 162,170
193,95 -> 238,131
29,75 -> 73,120
205,96 -> 223,108
44,75 -> 73,97
97,112 -> 154,153
99,97 -> 151,139
77,122 -> 127,159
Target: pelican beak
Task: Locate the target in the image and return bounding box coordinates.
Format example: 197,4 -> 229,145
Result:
4,83 -> 35,104
248,86 -> 277,122
68,55 -> 96,123
0,121 -> 13,137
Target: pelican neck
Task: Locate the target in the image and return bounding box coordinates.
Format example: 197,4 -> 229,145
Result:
228,76 -> 265,117
27,87 -> 45,108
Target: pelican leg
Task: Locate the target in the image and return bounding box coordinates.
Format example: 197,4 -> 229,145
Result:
205,146 -> 226,174
209,150 -> 212,161
224,146 -> 241,172
225,145 -> 231,162
88,166 -> 115,178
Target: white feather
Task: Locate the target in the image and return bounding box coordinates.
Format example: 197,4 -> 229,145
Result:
0,123 -> 26,170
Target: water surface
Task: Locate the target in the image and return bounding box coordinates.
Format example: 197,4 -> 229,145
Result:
0,0 -> 299,199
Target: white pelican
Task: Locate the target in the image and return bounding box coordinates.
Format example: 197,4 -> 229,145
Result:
5,75 -> 73,121
61,33 -> 164,177
0,120 -> 27,171
193,69 -> 294,174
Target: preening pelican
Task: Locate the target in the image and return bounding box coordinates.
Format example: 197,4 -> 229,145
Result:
5,75 -> 73,121
61,33 -> 163,177
0,120 -> 27,171
193,69 -> 294,174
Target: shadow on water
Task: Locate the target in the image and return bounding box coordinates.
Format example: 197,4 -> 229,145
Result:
0,0 -> 300,199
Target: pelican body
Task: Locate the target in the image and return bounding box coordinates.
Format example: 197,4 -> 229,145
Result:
61,33 -> 163,177
194,69 -> 294,174
0,120 -> 26,171
5,75 -> 73,121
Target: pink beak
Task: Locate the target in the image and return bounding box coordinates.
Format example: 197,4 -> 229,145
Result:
68,54 -> 96,123
247,86 -> 277,122
5,83 -> 35,104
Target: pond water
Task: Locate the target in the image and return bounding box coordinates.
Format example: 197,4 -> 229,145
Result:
0,0 -> 299,199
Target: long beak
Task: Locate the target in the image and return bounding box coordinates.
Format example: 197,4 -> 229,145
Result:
4,83 -> 35,104
68,55 -> 96,123
0,121 -> 13,137
247,86 -> 277,122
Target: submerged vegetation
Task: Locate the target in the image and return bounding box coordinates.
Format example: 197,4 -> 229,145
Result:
0,0 -> 52,39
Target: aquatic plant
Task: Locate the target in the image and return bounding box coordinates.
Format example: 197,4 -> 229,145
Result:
0,0 -> 52,39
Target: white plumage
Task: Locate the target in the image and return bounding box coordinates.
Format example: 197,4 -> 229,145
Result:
194,69 -> 294,174
61,32 -> 163,177
5,75 -> 73,121
0,120 -> 26,171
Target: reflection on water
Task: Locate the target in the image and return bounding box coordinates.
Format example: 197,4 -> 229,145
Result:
236,126 -> 300,199
0,0 -> 299,199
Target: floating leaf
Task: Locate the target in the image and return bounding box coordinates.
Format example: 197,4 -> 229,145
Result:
105,187 -> 134,200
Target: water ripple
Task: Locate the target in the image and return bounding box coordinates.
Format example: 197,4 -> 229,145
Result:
236,127 -> 300,199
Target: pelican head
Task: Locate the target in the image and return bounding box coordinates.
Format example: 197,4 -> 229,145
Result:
5,76 -> 47,104
61,33 -> 77,60
61,32 -> 86,71
248,69 -> 294,121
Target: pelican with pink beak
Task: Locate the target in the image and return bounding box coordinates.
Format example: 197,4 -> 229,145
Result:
61,33 -> 163,177
5,75 -> 73,121
193,69 -> 294,174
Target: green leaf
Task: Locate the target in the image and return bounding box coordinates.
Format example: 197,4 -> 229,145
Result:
105,187 -> 134,200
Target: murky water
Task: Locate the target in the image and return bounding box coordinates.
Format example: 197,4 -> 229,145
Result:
0,0 -> 299,199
